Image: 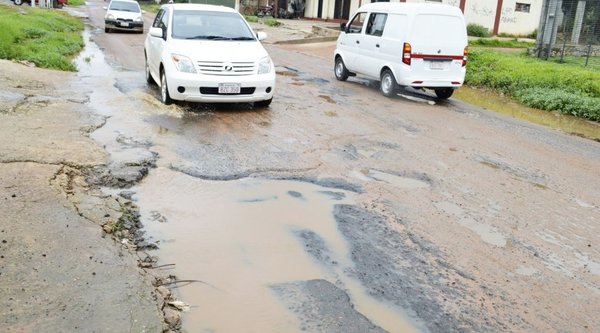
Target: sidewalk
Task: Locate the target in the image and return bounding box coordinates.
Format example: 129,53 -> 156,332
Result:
249,18 -> 341,44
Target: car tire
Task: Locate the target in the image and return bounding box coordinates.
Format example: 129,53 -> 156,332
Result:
14,0 -> 23,5
160,70 -> 172,105
334,57 -> 349,81
380,69 -> 398,97
255,98 -> 272,108
105,27 -> 110,33
434,88 -> 454,99
145,54 -> 155,85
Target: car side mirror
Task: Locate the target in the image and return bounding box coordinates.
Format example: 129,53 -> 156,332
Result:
256,31 -> 267,41
102,6 -> 107,10
149,27 -> 164,39
340,22 -> 346,31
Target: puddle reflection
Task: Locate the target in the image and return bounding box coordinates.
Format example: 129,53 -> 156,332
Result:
134,167 -> 416,332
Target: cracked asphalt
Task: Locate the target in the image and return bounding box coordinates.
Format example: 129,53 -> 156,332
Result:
1,1 -> 599,332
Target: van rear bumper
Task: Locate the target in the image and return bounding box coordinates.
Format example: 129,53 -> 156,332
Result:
408,80 -> 463,88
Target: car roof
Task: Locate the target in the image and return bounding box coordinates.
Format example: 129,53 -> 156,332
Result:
358,2 -> 462,16
160,3 -> 238,14
110,0 -> 139,3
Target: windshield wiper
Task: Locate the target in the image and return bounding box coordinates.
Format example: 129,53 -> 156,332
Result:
186,35 -> 229,40
229,37 -> 255,41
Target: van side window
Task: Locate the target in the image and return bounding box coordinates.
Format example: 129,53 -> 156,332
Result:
366,13 -> 387,37
347,12 -> 367,34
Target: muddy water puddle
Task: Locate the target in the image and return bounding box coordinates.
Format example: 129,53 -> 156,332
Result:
454,87 -> 600,140
134,167 -> 417,332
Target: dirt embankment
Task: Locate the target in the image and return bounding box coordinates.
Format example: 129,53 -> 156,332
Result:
0,59 -> 177,331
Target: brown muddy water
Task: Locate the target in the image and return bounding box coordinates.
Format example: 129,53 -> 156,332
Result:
454,87 -> 600,141
134,167 -> 417,333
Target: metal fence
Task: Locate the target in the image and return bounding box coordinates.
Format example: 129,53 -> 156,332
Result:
535,0 -> 600,69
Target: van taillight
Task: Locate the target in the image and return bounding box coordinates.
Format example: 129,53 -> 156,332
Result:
402,43 -> 411,66
462,47 -> 468,67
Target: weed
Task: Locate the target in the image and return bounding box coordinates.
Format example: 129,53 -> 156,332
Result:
469,38 -> 534,48
245,15 -> 259,23
467,23 -> 490,37
466,49 -> 600,121
264,18 -> 280,27
0,6 -> 83,71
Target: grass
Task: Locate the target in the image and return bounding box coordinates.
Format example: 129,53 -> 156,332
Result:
140,3 -> 160,13
244,15 -> 259,23
466,49 -> 600,121
469,38 -> 534,48
68,0 -> 85,6
0,5 -> 83,71
467,23 -> 490,37
264,17 -> 280,27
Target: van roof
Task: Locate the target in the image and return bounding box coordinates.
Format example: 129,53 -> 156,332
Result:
357,2 -> 463,16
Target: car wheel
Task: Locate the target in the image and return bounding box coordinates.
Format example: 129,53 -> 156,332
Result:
145,54 -> 155,85
334,57 -> 349,81
434,88 -> 454,99
255,98 -> 272,108
380,69 -> 398,97
160,70 -> 172,105
14,0 -> 23,5
105,27 -> 110,33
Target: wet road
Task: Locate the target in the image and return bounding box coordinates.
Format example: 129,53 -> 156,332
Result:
79,1 -> 600,332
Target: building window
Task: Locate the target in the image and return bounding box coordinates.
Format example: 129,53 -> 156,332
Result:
515,3 -> 531,13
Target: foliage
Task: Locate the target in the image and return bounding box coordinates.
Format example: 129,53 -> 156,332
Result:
141,3 -> 161,13
466,50 -> 600,121
469,38 -> 534,48
244,15 -> 259,23
0,6 -> 83,71
467,23 -> 490,37
68,0 -> 85,6
264,18 -> 280,27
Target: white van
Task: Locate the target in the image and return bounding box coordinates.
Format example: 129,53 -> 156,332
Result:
334,3 -> 468,99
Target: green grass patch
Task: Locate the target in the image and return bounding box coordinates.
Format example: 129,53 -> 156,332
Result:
264,18 -> 280,27
244,15 -> 259,23
466,49 -> 600,121
467,23 -> 490,37
469,38 -> 534,48
141,3 -> 161,13
0,5 -> 83,71
68,0 -> 85,6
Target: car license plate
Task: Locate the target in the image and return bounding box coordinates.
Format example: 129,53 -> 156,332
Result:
218,83 -> 241,94
429,60 -> 447,70
120,22 -> 129,27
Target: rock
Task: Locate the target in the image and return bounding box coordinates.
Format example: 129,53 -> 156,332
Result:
163,307 -> 181,329
157,286 -> 171,299
119,191 -> 135,200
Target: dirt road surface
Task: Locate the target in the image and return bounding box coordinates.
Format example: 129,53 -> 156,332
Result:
2,1 -> 599,332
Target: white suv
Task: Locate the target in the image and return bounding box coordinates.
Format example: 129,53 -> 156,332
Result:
144,4 -> 276,107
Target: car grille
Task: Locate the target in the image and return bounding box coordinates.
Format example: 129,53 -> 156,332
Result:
196,61 -> 255,76
200,87 -> 256,95
116,18 -> 133,22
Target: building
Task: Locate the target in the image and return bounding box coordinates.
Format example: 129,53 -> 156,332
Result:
303,0 -> 544,36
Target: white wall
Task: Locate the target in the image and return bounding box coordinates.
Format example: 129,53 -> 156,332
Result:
303,0 -> 542,36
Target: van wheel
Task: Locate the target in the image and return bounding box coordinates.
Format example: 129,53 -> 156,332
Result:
434,88 -> 454,99
334,57 -> 349,81
160,70 -> 172,105
380,70 -> 398,97
14,0 -> 23,5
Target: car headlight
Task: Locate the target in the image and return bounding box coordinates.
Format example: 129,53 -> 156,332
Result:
257,56 -> 272,74
106,14 -> 115,20
134,16 -> 143,22
171,54 -> 196,73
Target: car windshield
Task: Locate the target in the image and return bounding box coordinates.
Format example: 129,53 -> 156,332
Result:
172,10 -> 255,41
109,1 -> 140,12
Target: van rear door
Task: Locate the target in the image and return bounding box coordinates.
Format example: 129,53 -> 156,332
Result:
408,13 -> 467,84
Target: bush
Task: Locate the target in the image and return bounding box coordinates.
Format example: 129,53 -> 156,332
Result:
469,38 -> 534,48
467,23 -> 490,37
465,49 -> 600,121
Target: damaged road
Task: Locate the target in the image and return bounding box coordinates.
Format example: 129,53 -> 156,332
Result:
2,0 -> 600,332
